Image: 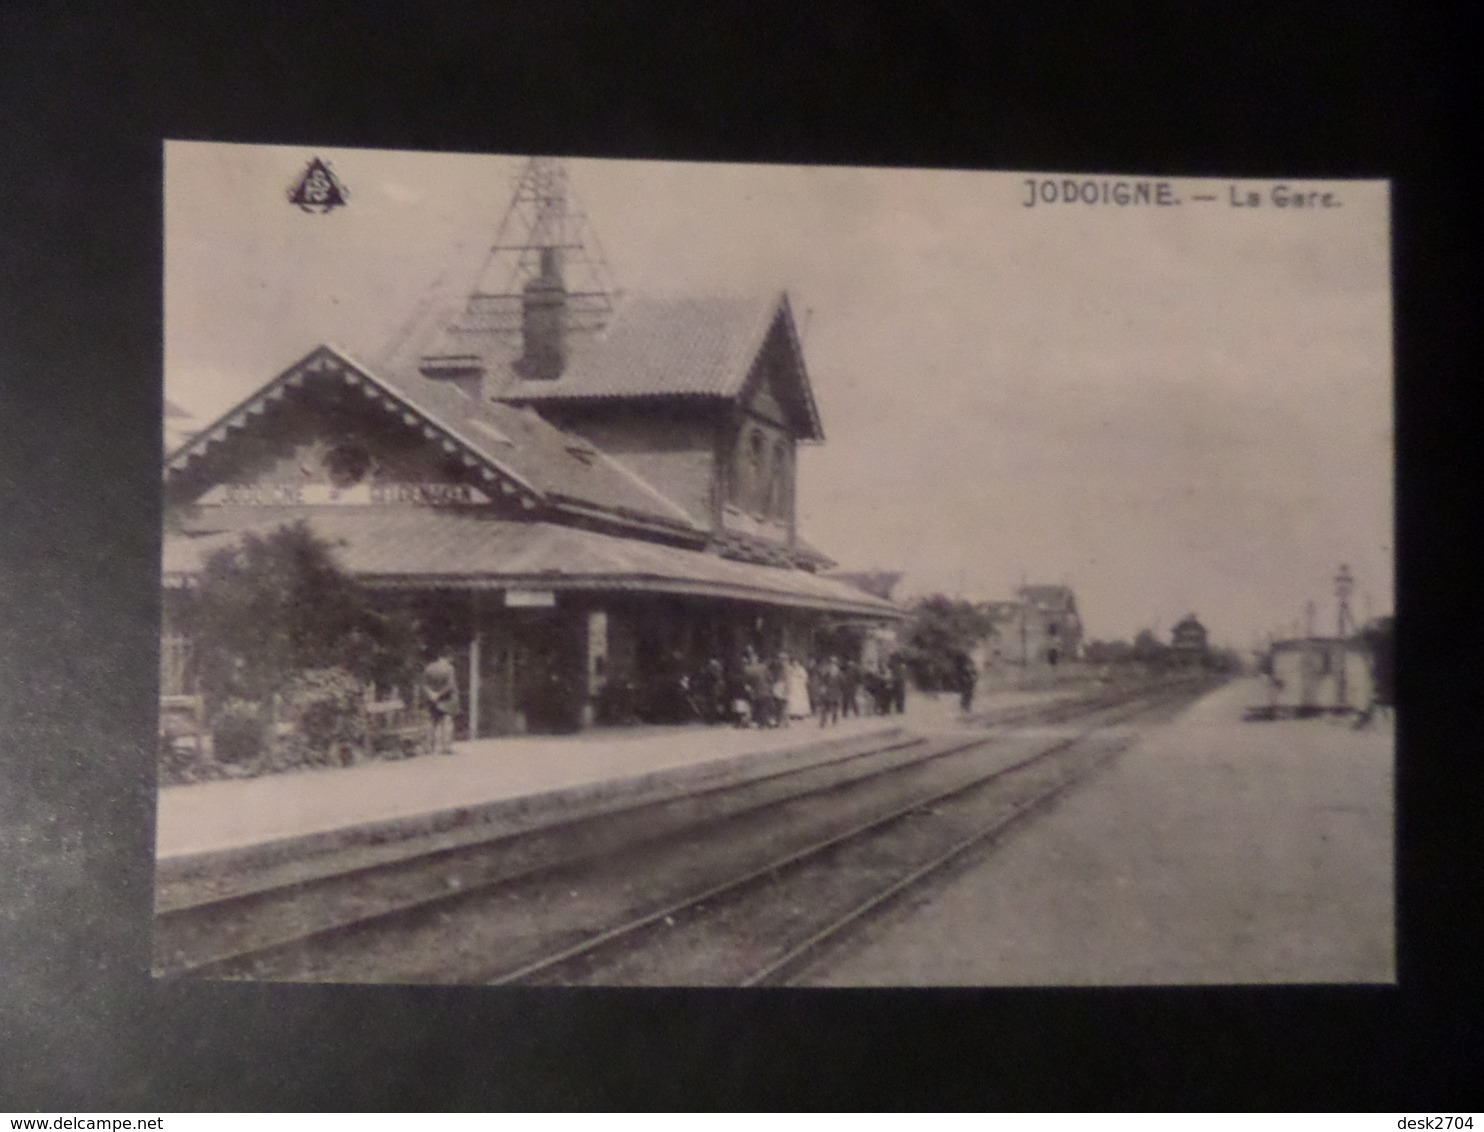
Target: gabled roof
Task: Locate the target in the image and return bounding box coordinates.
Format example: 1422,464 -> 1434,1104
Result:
162,509 -> 902,619
164,345 -> 705,538
375,349 -> 702,531
490,292 -> 825,440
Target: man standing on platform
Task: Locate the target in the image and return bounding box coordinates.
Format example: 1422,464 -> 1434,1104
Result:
955,650 -> 978,714
422,648 -> 460,755
888,652 -> 908,715
840,658 -> 861,718
743,648 -> 771,728
815,656 -> 842,727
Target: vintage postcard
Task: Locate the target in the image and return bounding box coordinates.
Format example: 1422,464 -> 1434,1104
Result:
156,143 -> 1393,986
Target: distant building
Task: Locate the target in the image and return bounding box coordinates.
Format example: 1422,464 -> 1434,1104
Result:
975,586 -> 1083,667
1170,613 -> 1209,665
1016,584 -> 1083,666
977,601 -> 1024,668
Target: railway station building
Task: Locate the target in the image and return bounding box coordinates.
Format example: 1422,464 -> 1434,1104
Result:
162,215 -> 901,738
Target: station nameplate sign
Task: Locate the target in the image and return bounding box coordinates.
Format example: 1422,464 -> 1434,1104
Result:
201,482 -> 493,506
505,589 -> 557,608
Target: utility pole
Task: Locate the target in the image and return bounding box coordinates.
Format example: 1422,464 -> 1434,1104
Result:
1335,564 -> 1354,708
1017,572 -> 1028,668
1335,564 -> 1354,637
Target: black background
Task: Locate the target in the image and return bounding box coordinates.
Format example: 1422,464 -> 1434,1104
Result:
1,1 -> 1478,1111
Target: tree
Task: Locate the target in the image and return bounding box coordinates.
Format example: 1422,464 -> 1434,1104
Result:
1084,638 -> 1134,665
181,521 -> 420,710
1131,628 -> 1174,668
1202,647 -> 1245,674
901,595 -> 993,691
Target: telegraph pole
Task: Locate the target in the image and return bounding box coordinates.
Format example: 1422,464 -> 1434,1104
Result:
1336,564 -> 1354,637
1018,572 -> 1028,668
1335,564 -> 1355,708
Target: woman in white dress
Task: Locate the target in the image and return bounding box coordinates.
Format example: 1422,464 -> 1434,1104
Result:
785,654 -> 811,720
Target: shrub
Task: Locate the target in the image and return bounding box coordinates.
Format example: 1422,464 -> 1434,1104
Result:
278,667 -> 369,768
181,521 -> 423,714
212,698 -> 267,765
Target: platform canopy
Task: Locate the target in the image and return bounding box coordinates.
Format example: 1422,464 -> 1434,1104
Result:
162,507 -> 902,618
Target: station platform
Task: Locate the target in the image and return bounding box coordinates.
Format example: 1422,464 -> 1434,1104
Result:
155,686 -> 1059,873
812,676 -> 1395,985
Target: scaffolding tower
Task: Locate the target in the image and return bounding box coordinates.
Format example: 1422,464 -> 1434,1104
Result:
384,157 -> 622,366
453,157 -> 620,343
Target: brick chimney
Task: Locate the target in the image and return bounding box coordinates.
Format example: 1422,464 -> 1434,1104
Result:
516,247 -> 567,381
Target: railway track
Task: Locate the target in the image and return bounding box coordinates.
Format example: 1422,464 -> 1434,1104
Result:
153,675 -> 1218,985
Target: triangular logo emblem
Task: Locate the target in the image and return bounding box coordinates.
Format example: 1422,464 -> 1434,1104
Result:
287,157 -> 349,214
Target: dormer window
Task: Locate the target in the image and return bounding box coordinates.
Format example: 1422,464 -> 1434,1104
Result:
748,429 -> 766,513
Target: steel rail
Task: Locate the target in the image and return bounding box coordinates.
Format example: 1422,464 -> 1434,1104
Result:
158,722 -> 1040,978
486,685 -> 1194,985
740,736 -> 1121,986
155,729 -> 923,919
156,729 -> 926,917
157,677 -> 1209,980
168,718 -> 1032,980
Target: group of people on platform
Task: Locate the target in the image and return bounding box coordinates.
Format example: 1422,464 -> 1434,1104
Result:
724,648 -> 910,729
603,648 -> 910,730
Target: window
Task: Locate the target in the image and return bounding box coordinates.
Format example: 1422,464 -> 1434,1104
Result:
747,429 -> 766,512
770,439 -> 789,518
324,442 -> 373,487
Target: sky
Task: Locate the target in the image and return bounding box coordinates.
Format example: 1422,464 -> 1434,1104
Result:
164,142 -> 1394,649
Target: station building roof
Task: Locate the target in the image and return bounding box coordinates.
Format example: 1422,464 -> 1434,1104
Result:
165,345 -> 706,539
162,506 -> 902,618
411,290 -> 825,441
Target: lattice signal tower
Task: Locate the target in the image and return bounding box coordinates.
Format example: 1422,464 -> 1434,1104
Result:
382,157 -> 621,364
463,157 -> 621,341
